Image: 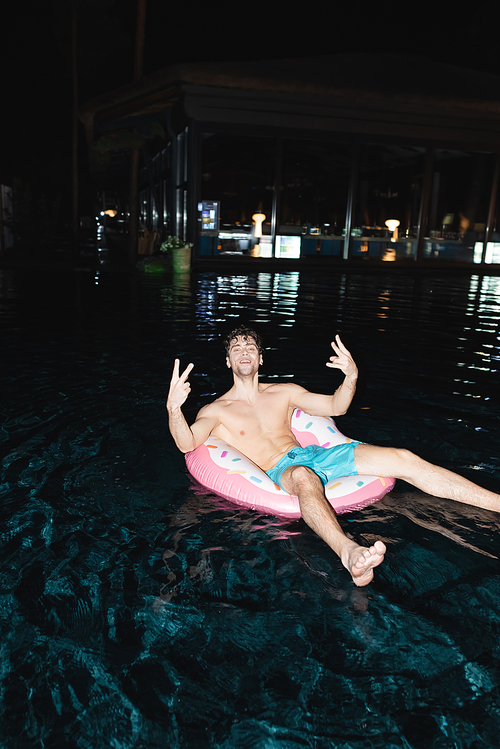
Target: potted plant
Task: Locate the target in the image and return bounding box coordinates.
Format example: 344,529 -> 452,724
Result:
159,235 -> 193,273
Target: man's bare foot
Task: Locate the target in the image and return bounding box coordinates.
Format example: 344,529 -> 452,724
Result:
342,540 -> 386,587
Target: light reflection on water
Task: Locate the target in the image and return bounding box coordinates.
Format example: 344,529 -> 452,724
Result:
1,268 -> 500,747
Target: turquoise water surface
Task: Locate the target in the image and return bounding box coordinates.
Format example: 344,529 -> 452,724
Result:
1,268 -> 500,748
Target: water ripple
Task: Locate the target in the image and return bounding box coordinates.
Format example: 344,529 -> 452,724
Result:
1,269 -> 500,746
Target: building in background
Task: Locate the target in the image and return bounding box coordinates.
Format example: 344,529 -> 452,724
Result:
80,54 -> 500,265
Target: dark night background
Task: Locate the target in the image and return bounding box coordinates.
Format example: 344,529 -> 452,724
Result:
4,6 -> 500,745
1,0 -> 500,226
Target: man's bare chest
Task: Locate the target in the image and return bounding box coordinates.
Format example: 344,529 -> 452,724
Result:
217,393 -> 292,438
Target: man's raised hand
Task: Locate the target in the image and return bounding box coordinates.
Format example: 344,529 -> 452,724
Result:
167,359 -> 194,411
326,335 -> 358,379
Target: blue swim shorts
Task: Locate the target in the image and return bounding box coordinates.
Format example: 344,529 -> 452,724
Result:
266,442 -> 361,489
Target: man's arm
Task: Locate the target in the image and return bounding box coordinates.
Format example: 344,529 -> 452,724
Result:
289,336 -> 358,416
166,359 -> 219,453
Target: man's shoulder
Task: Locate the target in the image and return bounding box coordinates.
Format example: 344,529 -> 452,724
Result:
197,390 -> 234,415
195,399 -> 223,420
261,381 -> 306,394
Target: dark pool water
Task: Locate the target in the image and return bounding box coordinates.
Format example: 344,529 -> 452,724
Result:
1,267 -> 500,748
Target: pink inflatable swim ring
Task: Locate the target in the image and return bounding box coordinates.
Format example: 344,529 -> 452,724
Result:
185,409 -> 395,518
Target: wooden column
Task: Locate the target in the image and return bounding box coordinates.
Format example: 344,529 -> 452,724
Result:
271,137 -> 283,258
187,120 -> 201,248
128,0 -> 147,266
416,148 -> 434,263
343,143 -> 360,261
481,153 -> 500,264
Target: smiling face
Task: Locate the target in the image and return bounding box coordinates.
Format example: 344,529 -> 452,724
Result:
226,335 -> 263,376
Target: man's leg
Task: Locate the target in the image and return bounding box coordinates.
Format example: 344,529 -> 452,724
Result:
280,464 -> 386,587
354,444 -> 500,512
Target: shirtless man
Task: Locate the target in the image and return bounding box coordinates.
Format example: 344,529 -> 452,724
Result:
167,325 -> 500,587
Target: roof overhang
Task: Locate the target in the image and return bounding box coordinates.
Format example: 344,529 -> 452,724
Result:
79,53 -> 500,150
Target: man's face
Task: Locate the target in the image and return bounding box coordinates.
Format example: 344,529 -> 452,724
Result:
226,335 -> 262,375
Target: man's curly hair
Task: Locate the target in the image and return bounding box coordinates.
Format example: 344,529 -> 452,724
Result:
224,326 -> 263,356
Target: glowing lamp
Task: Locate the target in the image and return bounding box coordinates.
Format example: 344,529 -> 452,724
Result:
385,219 -> 400,242
104,209 -> 118,218
252,212 -> 266,239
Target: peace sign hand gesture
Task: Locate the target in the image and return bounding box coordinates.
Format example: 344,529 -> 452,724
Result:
326,335 -> 358,379
167,359 -> 194,411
